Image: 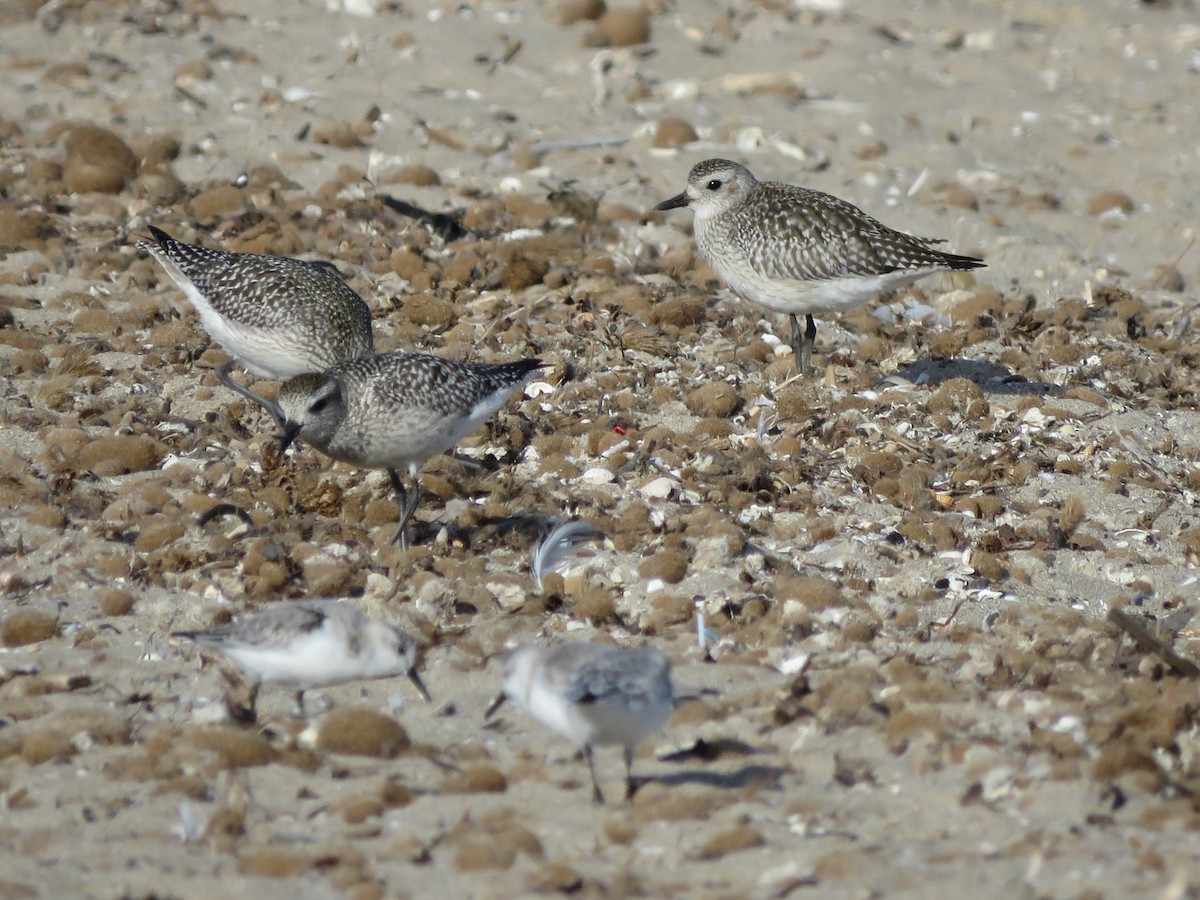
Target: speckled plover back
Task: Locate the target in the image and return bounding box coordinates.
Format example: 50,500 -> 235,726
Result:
655,159 -> 985,375
139,226 -> 375,420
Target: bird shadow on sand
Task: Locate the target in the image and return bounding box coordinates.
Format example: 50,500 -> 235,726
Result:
411,510 -> 558,549
642,736 -> 787,792
896,357 -> 1058,396
639,763 -> 787,793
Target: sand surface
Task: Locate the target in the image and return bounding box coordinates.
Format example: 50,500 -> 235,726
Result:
2,0 -> 1200,896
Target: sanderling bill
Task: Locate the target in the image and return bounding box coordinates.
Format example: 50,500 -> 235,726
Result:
275,350 -> 544,548
655,158 -> 985,375
139,226 -> 375,421
486,641 -> 674,803
172,599 -> 430,718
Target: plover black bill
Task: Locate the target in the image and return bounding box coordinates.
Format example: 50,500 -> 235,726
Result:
172,599 -> 430,718
275,350 -> 544,548
655,158 -> 985,375
486,642 -> 674,804
138,226 -> 375,423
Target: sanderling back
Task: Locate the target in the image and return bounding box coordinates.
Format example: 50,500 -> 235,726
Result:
139,226 -> 375,417
172,599 -> 430,717
655,158 -> 985,375
276,350 -> 544,548
486,641 -> 674,803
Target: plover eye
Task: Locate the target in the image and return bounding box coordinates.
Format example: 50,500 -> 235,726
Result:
706,179 -> 722,191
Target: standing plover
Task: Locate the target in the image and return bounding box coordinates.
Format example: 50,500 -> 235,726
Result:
486,642 -> 674,803
275,351 -> 543,548
655,159 -> 985,374
139,226 -> 375,421
172,599 -> 430,717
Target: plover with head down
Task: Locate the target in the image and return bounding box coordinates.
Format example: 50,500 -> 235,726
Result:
655,159 -> 985,375
139,226 -> 375,421
486,641 -> 675,804
273,350 -> 544,548
172,599 -> 430,718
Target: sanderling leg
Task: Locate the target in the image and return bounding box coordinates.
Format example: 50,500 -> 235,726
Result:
584,745 -> 605,804
623,745 -> 638,801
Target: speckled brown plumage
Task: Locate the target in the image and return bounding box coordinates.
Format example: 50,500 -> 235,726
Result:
656,159 -> 985,374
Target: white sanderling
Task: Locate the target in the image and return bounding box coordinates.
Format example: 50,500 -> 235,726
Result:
486,641 -> 674,803
172,599 -> 430,716
655,158 -> 985,374
274,350 -> 544,548
139,225 -> 375,419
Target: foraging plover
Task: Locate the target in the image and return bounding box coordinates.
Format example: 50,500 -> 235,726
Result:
655,159 -> 985,374
275,351 -> 544,548
172,599 -> 430,717
486,642 -> 674,803
139,226 -> 375,420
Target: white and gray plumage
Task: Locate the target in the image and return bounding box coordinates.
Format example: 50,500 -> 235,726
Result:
276,350 -> 544,548
172,599 -> 430,717
485,642 -> 675,803
138,225 -> 375,420
655,159 -> 985,375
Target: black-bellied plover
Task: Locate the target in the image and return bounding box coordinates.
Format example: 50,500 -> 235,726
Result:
485,642 -> 674,803
275,351 -> 544,548
655,159 -> 985,375
139,226 -> 375,420
172,599 -> 430,717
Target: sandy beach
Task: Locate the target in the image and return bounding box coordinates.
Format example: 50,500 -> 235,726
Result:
2,0 -> 1199,896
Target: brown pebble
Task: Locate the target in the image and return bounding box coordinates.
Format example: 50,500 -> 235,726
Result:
136,133 -> 182,169
454,836 -> 516,873
649,295 -> 706,328
188,184 -> 247,220
697,824 -> 766,859
1088,191 -> 1134,217
774,574 -> 844,610
386,164 -> 440,186
237,850 -> 311,878
77,435 -> 164,476
560,0 -> 605,25
99,589 -> 136,617
501,256 -> 549,291
935,182 -> 978,211
20,729 -> 77,765
1148,263 -> 1184,292
652,117 -> 698,149
185,726 -> 279,769
638,550 -> 689,584
0,202 -> 51,244
588,6 -> 651,46
317,707 -> 410,758
927,378 -> 987,419
400,294 -> 456,328
311,121 -> 364,148
440,765 -> 508,794
2,609 -> 60,647
62,124 -> 137,194
685,382 -> 739,418
528,862 -> 585,893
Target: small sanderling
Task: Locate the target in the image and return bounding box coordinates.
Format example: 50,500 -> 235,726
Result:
172,599 -> 430,717
486,641 -> 674,803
